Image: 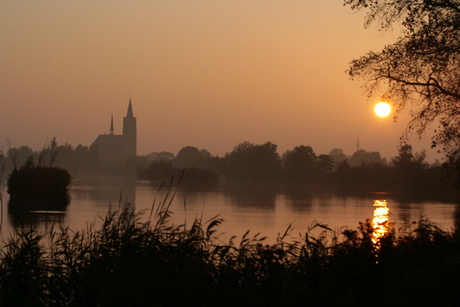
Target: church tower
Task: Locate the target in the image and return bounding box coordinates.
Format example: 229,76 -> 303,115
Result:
123,98 -> 137,157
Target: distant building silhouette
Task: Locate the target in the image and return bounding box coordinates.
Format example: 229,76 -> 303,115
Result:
123,99 -> 137,157
91,99 -> 137,168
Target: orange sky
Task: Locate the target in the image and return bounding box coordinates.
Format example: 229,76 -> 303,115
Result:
0,1 -> 441,162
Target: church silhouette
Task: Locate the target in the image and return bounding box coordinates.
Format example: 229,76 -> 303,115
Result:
91,99 -> 137,168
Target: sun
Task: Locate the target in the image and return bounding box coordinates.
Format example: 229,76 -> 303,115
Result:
374,102 -> 391,117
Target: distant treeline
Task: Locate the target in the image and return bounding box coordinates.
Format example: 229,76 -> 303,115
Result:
3,143 -> 99,174
137,142 -> 454,192
2,141 -> 455,191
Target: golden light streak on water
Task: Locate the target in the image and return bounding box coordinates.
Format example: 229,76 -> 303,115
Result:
372,200 -> 390,250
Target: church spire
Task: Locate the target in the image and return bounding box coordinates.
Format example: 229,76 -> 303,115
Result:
126,96 -> 134,118
123,96 -> 137,157
110,113 -> 114,135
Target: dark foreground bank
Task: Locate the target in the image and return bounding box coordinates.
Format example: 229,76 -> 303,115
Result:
1,200 -> 460,307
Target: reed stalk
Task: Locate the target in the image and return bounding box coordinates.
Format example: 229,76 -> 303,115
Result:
0,190 -> 459,306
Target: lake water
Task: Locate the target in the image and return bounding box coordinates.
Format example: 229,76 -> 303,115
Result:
1,175 -> 459,246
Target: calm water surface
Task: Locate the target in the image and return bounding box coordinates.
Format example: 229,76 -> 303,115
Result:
1,175 -> 459,245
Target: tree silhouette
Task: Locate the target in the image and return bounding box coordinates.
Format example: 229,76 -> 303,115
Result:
348,149 -> 385,167
392,143 -> 414,167
225,141 -> 282,182
345,0 -> 460,168
316,154 -> 334,176
173,146 -> 213,170
329,148 -> 347,170
282,145 -> 316,182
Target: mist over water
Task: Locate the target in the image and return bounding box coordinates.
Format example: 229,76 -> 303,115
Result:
2,176 -> 457,245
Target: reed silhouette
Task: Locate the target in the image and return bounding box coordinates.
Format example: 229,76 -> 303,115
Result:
1,184 -> 460,306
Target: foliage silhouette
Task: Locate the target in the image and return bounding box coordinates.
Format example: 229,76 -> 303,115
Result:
224,141 -> 283,182
1,197 -> 460,306
7,156 -> 71,202
345,0 -> 460,177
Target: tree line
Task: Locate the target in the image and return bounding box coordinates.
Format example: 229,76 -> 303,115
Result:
137,141 -> 454,192
1,139 -> 454,191
2,143 -> 99,174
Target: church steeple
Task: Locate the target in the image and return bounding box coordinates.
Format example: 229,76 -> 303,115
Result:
110,113 -> 114,135
126,97 -> 134,118
123,97 -> 137,157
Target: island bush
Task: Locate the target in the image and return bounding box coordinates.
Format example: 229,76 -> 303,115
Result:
7,156 -> 72,201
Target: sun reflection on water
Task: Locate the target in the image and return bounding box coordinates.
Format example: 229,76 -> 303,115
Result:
372,200 -> 390,250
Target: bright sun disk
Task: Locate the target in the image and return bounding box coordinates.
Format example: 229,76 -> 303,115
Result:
374,102 -> 391,117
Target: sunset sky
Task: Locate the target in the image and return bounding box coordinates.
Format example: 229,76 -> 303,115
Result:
0,1 -> 441,162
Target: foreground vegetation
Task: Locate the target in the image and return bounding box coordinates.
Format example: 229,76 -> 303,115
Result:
1,194 -> 460,306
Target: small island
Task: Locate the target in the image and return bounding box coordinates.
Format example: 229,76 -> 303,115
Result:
7,156 -> 72,205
